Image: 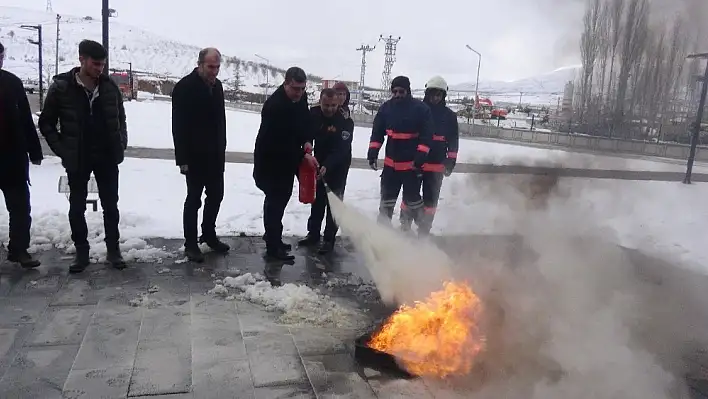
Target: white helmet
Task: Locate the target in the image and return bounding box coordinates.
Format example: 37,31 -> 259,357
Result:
425,76 -> 448,93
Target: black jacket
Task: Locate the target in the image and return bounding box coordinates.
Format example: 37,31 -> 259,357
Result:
253,85 -> 311,181
309,105 -> 353,174
171,69 -> 227,172
423,99 -> 459,172
0,69 -> 43,184
38,67 -> 127,172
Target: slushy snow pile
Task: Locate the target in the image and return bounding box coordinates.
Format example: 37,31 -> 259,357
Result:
208,272 -> 367,329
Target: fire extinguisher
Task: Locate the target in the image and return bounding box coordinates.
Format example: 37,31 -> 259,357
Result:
299,147 -> 317,204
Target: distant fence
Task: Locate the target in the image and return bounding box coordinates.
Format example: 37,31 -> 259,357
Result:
148,97 -> 708,162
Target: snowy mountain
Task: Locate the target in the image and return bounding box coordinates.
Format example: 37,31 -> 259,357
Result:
0,6 -> 320,94
450,65 -> 581,105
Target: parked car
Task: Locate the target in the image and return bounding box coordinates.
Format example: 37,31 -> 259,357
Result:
24,80 -> 39,94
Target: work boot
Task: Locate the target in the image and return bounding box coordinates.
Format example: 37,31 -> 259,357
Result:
70,246 -> 90,274
185,245 -> 205,263
318,240 -> 335,255
7,250 -> 41,269
265,248 -> 295,262
199,236 -> 230,254
106,245 -> 126,270
297,234 -> 320,247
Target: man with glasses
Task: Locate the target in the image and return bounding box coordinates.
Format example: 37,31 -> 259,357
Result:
253,66 -> 318,261
400,76 -> 459,236
39,40 -> 127,273
0,41 -> 44,268
367,76 -> 434,228
172,47 -> 230,263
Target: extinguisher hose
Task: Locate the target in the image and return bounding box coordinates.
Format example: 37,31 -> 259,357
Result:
321,179 -> 332,193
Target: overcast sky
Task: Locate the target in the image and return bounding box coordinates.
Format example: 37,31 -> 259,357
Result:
4,0 -> 585,85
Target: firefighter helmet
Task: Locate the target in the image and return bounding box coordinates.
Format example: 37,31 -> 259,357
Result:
425,76 -> 448,93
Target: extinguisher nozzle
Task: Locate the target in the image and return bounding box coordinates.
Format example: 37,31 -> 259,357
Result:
321,180 -> 332,193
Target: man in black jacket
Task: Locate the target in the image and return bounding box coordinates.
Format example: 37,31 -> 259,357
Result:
298,88 -> 353,254
39,40 -> 127,273
253,66 -> 318,261
0,42 -> 43,268
171,48 -> 230,262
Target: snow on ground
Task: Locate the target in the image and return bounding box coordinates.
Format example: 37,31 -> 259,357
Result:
126,100 -> 708,173
1,156 -> 708,275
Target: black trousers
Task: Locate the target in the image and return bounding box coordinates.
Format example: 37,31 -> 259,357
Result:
401,171 -> 444,232
183,169 -> 224,246
307,170 -> 348,241
256,173 -> 294,252
378,167 -> 423,225
67,161 -> 120,249
0,181 -> 31,253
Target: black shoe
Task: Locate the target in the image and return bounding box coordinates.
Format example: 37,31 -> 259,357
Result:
318,240 -> 335,255
199,236 -> 230,253
70,247 -> 90,274
265,248 -> 295,262
7,250 -> 41,269
279,241 -> 292,251
185,246 -> 205,263
297,234 -> 320,247
106,249 -> 126,270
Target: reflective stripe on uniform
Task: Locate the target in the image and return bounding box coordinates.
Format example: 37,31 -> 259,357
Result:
432,135 -> 447,142
386,129 -> 419,140
383,157 -> 414,171
424,206 -> 437,215
447,151 -> 458,159
380,198 -> 397,209
400,202 -> 408,210
417,144 -> 430,153
422,163 -> 445,173
369,141 -> 382,149
406,199 -> 424,209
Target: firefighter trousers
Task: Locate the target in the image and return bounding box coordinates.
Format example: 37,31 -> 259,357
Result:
400,171 -> 444,234
378,167 -> 423,225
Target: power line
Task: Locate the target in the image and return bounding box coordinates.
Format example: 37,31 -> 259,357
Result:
356,44 -> 375,113
379,34 -> 401,96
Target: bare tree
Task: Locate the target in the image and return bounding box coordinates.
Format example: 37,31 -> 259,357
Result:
605,0 -> 625,110
613,0 -> 649,132
578,0 -> 603,123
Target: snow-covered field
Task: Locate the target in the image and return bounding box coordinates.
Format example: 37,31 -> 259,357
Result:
126,99 -> 708,173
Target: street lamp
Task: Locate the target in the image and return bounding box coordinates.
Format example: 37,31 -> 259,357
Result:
465,44 -> 481,135
254,53 -> 270,98
683,52 -> 708,184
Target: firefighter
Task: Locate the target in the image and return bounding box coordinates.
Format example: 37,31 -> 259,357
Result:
367,76 -> 434,226
298,88 -> 353,254
400,76 -> 459,236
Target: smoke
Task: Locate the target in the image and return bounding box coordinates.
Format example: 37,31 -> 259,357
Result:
330,152 -> 708,398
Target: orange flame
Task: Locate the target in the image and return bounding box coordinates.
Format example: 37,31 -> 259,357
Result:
368,281 -> 485,378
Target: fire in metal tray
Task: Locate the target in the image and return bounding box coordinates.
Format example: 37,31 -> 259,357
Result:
356,281 -> 486,379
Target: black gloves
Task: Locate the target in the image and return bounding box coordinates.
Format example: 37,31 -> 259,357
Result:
444,158 -> 456,177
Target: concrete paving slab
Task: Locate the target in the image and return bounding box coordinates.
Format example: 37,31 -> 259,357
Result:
192,359 -> 254,399
302,353 -> 377,399
253,383 -> 316,399
0,344 -> 80,399
70,307 -> 142,371
191,294 -> 247,365
248,352 -> 308,388
61,367 -> 131,399
289,327 -> 358,357
0,324 -> 34,382
0,296 -> 49,325
27,306 -> 95,347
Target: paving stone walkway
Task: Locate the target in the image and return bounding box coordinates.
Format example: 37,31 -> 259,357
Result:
1,235 -> 708,398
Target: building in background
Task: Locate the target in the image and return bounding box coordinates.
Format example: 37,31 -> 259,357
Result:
561,81 -> 574,119
319,79 -> 359,92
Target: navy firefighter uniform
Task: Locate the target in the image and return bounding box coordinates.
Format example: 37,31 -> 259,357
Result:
367,76 -> 435,226
400,76 -> 459,235
298,90 -> 353,253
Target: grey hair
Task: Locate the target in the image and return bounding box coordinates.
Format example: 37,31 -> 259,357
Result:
198,47 -> 221,64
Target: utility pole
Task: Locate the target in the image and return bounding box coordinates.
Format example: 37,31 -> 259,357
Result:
465,45 -> 482,135
128,61 -> 134,100
254,54 -> 270,98
21,24 -> 43,110
102,0 -> 110,75
684,52 -> 708,184
379,35 -> 401,96
356,44 -> 375,113
55,14 -> 61,76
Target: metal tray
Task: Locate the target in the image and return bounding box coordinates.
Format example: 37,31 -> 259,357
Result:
354,332 -> 415,379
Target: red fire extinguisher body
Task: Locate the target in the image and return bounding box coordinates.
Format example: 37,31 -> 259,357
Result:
299,150 -> 317,204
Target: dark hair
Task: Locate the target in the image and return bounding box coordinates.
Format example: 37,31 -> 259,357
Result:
198,47 -> 221,64
320,88 -> 337,98
0,42 -> 4,53
78,40 -> 107,60
285,66 -> 307,84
